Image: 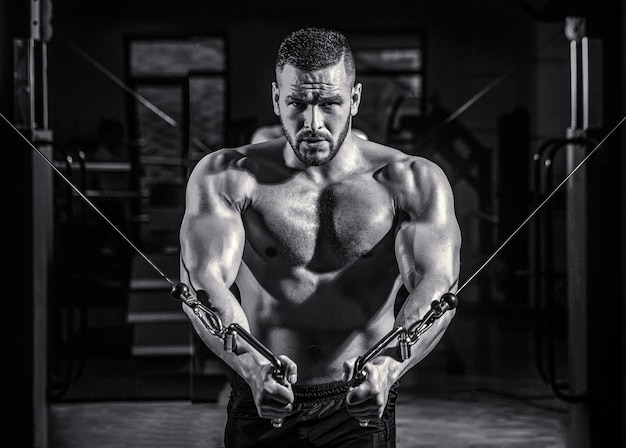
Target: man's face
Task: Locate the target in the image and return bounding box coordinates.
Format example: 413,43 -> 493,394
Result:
273,61 -> 361,166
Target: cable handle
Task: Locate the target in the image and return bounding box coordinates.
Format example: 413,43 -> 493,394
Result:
221,323 -> 288,429
171,282 -> 287,428
349,292 -> 458,387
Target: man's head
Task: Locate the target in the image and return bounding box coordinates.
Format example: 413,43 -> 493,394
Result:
272,27 -> 362,166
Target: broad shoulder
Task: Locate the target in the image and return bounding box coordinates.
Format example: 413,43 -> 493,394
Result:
362,141 -> 449,193
191,139 -> 285,182
361,140 -> 454,218
192,144 -> 251,174
186,140 -> 289,210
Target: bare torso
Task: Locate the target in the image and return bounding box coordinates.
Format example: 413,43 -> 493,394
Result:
231,138 -> 412,384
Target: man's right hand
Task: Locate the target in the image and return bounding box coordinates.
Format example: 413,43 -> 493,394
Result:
247,355 -> 298,420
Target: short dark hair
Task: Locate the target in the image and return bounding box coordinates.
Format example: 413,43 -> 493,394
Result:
275,27 -> 356,83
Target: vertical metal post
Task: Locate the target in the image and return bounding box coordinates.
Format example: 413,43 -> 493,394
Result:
28,0 -> 53,446
564,15 -> 589,448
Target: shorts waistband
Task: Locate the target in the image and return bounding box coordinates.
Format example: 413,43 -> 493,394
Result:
293,381 -> 350,402
230,374 -> 350,404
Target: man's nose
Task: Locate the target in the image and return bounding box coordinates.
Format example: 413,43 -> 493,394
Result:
304,105 -> 322,130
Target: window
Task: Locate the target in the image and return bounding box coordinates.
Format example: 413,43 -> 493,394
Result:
128,36 -> 227,190
126,36 -> 227,251
351,31 -> 424,146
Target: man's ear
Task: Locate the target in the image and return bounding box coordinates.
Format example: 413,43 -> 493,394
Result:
272,82 -> 280,116
350,83 -> 362,117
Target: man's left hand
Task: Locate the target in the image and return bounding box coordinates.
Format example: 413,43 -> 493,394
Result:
341,357 -> 395,424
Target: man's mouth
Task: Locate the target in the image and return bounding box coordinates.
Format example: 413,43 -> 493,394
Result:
303,139 -> 327,148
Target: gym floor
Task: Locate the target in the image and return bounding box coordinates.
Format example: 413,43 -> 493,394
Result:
50,378 -> 567,448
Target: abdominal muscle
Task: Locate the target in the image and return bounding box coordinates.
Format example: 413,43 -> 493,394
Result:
235,258 -> 402,384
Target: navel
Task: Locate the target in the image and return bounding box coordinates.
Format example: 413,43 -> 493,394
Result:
306,344 -> 323,359
265,246 -> 278,257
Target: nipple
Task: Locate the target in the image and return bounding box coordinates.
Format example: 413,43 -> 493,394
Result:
360,249 -> 373,259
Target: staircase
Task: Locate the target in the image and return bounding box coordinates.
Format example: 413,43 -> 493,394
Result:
127,251 -> 193,357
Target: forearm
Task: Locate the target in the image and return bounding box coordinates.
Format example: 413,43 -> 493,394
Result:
181,276 -> 271,382
374,309 -> 455,384
377,280 -> 456,384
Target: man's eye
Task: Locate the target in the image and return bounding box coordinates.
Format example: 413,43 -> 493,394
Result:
289,101 -> 306,110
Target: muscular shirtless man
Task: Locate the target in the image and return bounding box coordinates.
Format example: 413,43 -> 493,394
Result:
180,27 -> 461,448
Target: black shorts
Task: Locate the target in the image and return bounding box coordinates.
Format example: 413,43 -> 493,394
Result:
224,374 -> 399,448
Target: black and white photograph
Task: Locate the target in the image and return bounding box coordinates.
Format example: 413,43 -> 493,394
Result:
1,1 -> 624,447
